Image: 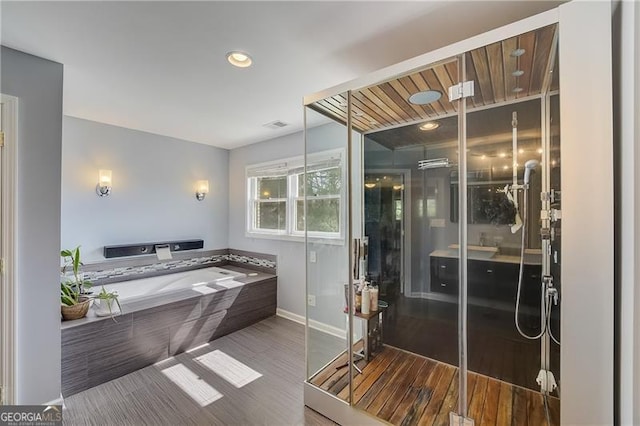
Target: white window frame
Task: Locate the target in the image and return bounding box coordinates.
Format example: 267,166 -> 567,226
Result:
245,148 -> 345,243
247,174 -> 289,236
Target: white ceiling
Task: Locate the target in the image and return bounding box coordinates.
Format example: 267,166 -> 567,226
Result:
0,1 -> 561,149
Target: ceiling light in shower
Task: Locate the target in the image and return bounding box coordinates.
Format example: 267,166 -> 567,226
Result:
227,51 -> 252,68
537,148 -> 543,154
512,70 -> 525,77
503,165 -> 509,170
419,121 -> 440,131
481,155 -> 487,160
518,148 -> 524,154
408,90 -> 442,105
499,152 -> 507,158
511,48 -> 526,57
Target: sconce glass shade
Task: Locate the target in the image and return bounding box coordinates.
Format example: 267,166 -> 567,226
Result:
96,169 -> 112,197
196,180 -> 209,201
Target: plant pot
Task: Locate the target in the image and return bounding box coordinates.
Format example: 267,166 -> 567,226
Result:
94,298 -> 121,317
61,297 -> 90,321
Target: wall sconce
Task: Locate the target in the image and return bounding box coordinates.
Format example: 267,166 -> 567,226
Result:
195,180 -> 209,201
96,169 -> 112,197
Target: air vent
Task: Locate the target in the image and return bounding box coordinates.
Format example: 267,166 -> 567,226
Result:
263,120 -> 288,129
418,158 -> 453,170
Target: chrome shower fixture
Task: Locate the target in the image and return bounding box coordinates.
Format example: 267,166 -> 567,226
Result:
418,158 -> 452,170
524,159 -> 540,185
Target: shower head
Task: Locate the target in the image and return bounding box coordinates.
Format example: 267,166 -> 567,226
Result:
524,159 -> 540,184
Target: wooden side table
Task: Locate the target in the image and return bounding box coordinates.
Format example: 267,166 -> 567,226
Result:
354,306 -> 385,361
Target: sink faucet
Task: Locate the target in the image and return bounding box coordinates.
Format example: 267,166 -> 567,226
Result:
479,232 -> 486,247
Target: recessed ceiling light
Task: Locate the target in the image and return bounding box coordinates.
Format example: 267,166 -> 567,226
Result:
499,152 -> 507,158
511,48 -> 526,57
537,148 -> 543,154
419,121 -> 440,131
227,51 -> 252,68
518,148 -> 524,154
481,155 -> 487,160
513,87 -> 524,93
512,70 -> 525,77
408,90 -> 442,105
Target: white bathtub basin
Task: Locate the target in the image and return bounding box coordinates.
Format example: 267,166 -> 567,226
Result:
98,267 -> 246,302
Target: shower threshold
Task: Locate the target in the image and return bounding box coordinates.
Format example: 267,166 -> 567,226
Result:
309,345 -> 559,425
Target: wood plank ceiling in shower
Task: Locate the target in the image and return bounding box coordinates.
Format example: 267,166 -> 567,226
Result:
310,24 -> 558,139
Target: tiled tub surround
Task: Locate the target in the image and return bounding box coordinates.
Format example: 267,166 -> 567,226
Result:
81,248 -> 277,285
61,265 -> 277,397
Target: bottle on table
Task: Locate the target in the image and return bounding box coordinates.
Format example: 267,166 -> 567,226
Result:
362,285 -> 371,315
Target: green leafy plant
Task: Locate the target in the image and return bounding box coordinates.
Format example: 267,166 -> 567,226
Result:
60,246 -> 92,306
94,286 -> 122,320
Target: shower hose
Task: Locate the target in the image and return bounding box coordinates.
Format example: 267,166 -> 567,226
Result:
513,185 -> 561,426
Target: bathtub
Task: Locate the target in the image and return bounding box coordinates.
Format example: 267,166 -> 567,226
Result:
98,266 -> 247,302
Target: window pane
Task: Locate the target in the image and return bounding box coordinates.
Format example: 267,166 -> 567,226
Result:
258,177 -> 287,199
299,167 -> 341,197
297,199 -> 339,233
257,201 -> 286,230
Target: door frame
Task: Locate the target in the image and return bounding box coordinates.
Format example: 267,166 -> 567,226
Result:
1,93 -> 18,405
363,168 -> 412,297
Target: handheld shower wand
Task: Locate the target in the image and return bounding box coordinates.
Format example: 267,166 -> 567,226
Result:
524,159 -> 540,185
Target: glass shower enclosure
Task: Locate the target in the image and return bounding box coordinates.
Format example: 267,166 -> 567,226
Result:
303,20 -> 561,426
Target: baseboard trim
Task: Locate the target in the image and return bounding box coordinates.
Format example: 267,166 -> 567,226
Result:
276,308 -> 304,324
276,308 -> 346,340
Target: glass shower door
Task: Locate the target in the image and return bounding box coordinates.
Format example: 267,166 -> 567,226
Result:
355,58 -> 463,423
304,97 -> 353,397
463,24 -> 560,424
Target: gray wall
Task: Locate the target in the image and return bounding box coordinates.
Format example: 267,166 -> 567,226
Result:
62,117 -> 229,262
229,121 -> 357,326
229,129 -> 306,319
559,1 -> 614,424
1,46 -> 63,404
614,0 -> 640,423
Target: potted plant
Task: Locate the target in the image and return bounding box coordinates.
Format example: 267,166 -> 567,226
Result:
60,246 -> 92,321
93,286 -> 122,319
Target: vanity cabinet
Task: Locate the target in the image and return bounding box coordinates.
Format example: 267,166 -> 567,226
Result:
430,256 -> 541,306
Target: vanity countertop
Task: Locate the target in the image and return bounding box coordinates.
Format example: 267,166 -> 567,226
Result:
430,249 -> 542,266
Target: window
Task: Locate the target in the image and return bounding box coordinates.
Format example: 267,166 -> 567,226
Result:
246,149 -> 344,240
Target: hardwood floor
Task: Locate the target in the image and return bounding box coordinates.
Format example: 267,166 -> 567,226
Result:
383,296 -> 560,393
310,345 -> 560,426
63,316 -> 335,426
